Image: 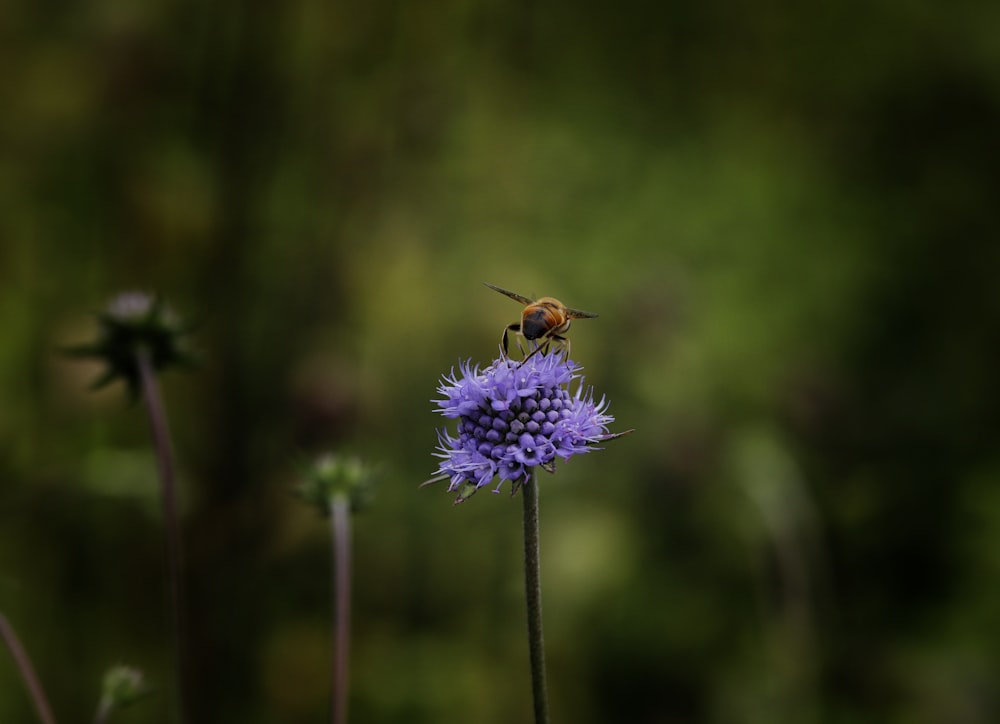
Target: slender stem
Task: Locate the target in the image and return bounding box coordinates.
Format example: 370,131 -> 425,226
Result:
136,348 -> 187,724
0,613 -> 58,724
521,471 -> 550,724
330,496 -> 352,724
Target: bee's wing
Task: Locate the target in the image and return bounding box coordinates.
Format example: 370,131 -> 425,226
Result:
483,282 -> 534,306
565,306 -> 599,319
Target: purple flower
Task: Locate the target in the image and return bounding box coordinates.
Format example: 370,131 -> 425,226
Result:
424,353 -> 628,503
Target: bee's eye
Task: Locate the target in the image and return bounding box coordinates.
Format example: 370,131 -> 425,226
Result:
522,317 -> 548,340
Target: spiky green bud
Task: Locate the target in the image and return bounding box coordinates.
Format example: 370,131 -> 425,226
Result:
64,292 -> 195,398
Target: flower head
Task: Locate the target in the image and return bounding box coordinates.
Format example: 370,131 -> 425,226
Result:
64,291 -> 195,398
95,665 -> 149,720
424,353 -> 630,503
297,452 -> 377,514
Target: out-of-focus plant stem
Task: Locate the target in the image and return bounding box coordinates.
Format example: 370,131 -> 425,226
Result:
0,613 -> 58,724
136,347 -> 187,724
330,495 -> 352,724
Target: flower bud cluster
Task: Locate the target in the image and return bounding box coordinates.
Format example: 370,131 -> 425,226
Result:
429,353 -> 616,503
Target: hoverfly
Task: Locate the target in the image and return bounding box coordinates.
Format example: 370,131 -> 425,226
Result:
483,282 -> 598,364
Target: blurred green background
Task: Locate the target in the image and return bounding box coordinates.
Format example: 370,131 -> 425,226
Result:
2,1 -> 999,722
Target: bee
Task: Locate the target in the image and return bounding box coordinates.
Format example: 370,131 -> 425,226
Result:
483,282 -> 598,363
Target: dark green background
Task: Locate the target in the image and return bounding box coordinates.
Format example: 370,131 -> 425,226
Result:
2,1 -> 999,722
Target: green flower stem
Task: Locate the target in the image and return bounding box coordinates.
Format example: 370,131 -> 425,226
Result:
136,347 -> 187,724
329,496 -> 352,724
522,470 -> 550,724
93,698 -> 111,724
0,613 -> 58,724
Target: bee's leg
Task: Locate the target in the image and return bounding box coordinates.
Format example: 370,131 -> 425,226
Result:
501,323 -> 520,359
518,336 -> 551,366
521,334 -> 569,364
559,335 -> 571,360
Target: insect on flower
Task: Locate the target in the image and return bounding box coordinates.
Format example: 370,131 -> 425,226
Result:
483,282 -> 598,364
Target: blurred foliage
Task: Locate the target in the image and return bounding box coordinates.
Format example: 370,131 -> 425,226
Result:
2,0 -> 1000,722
